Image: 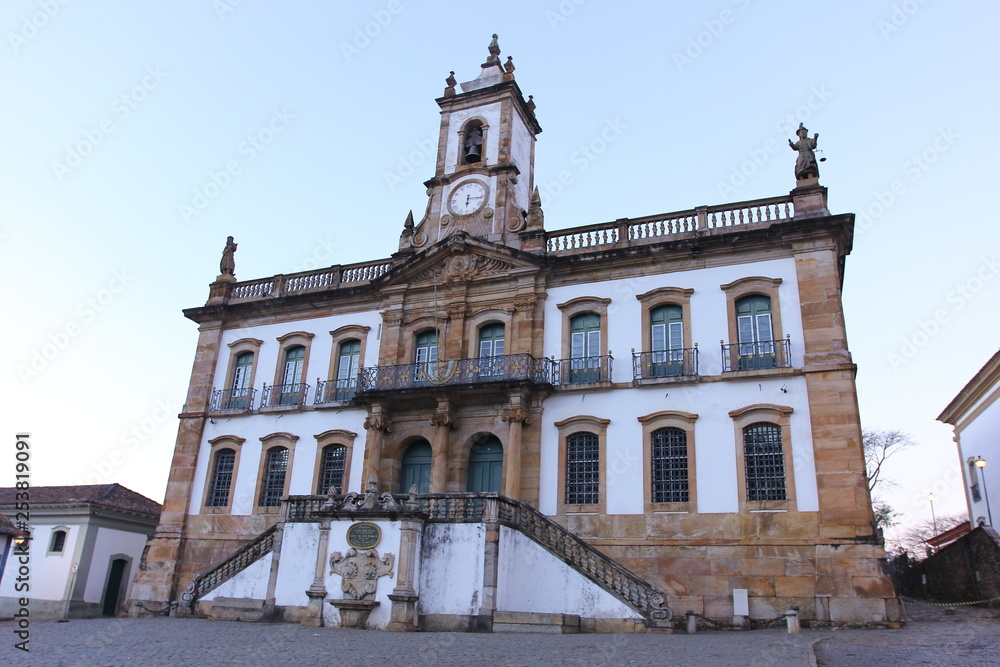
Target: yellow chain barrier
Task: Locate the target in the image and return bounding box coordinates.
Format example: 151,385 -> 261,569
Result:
901,595 -> 1000,607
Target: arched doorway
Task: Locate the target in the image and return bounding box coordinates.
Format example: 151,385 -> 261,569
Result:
467,436 -> 503,493
399,440 -> 432,493
102,557 -> 130,616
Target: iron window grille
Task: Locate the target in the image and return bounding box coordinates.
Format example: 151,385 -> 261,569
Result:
317,445 -> 347,495
566,432 -> 600,505
744,423 -> 787,501
207,448 -> 236,507
259,447 -> 289,507
210,387 -> 256,412
50,530 -> 67,553
651,428 -> 689,503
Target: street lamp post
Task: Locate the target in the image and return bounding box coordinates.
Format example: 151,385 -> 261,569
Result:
928,492 -> 938,537
974,457 -> 993,526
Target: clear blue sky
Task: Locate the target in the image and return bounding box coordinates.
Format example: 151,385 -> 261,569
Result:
3,1 -> 997,541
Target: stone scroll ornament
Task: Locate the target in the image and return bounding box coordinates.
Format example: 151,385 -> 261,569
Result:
329,548 -> 395,600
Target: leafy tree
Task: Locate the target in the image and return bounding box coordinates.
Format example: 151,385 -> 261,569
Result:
872,499 -> 899,530
886,513 -> 968,559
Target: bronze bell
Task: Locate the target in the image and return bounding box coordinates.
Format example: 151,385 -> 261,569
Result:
465,147 -> 481,163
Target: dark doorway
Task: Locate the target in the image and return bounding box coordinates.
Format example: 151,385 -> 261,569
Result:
467,436 -> 503,493
102,558 -> 128,616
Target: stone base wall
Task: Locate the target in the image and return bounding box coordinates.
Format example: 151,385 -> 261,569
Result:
902,526 -> 1000,604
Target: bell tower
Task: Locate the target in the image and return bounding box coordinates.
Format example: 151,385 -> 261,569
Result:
399,35 -> 543,253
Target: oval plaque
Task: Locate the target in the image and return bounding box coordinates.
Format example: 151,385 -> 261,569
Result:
346,522 -> 381,549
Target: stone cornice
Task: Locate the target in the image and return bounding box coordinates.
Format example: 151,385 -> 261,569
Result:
938,348 -> 1000,426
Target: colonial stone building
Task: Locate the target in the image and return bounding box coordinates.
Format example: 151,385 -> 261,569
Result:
128,37 -> 898,630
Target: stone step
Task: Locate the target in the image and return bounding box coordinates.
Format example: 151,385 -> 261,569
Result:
208,597 -> 265,622
492,611 -> 581,634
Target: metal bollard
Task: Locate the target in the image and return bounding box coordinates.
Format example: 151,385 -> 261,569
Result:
686,610 -> 697,634
785,607 -> 800,634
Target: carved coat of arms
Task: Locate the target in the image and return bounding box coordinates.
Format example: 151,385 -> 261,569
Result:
329,548 -> 395,600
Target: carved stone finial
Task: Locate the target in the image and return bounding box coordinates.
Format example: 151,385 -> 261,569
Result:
483,34 -> 501,67
788,122 -> 820,183
220,236 -> 237,276
527,186 -> 544,230
504,56 -> 515,74
403,210 -> 414,231
525,94 -> 535,112
445,71 -> 457,88
406,484 -> 420,510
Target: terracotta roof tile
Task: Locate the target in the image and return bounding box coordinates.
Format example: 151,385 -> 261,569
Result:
0,484 -> 161,517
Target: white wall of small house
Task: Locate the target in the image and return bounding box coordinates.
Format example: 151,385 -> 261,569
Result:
0,523 -> 76,603
82,527 -> 150,605
957,390 -> 1000,526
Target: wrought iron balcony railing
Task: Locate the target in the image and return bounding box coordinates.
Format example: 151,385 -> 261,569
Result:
721,338 -> 791,372
260,382 -> 311,407
632,348 -> 699,380
552,354 -> 614,385
315,378 -> 358,405
210,387 -> 256,412
357,354 -> 554,393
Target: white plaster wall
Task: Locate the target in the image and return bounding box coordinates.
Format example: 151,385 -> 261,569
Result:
416,523 -> 485,616
509,111 -> 532,210
497,527 -> 641,619
539,258 -> 818,516
273,522 -> 318,606
81,527 -> 149,604
0,524 -> 75,602
321,520 -> 404,630
191,311 -> 380,514
204,552 -> 273,601
443,102 -> 502,174
957,393 -> 1000,524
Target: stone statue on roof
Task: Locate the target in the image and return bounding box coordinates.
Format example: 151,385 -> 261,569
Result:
220,236 -> 237,276
788,123 -> 819,182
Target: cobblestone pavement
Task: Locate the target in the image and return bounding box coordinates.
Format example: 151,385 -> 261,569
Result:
4,603 -> 999,666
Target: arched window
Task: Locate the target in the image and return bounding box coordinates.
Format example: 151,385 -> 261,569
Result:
467,436 -> 503,492
743,422 -> 786,501
400,440 -> 432,493
259,446 -> 289,507
461,119 -> 484,164
334,339 -> 361,401
736,295 -> 775,369
569,313 -> 601,383
207,448 -> 236,507
650,305 -> 684,377
49,529 -> 67,553
230,351 -> 254,409
651,428 -> 688,503
565,432 -> 600,505
413,331 -> 439,384
478,323 -> 505,377
317,445 -> 348,495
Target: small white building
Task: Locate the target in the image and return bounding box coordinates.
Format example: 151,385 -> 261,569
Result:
0,484 -> 160,619
939,348 -> 1000,528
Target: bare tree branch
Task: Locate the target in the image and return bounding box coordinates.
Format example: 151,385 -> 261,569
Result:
863,428 -> 916,493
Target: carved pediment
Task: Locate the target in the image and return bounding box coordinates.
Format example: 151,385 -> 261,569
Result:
382,233 -> 541,288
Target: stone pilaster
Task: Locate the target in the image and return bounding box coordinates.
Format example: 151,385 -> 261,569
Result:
501,395 -> 531,501
302,520 -> 330,627
363,406 -> 393,487
127,323 -> 224,614
386,516 -> 423,631
429,399 -> 457,493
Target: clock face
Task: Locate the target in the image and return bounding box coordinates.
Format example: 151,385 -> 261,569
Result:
449,181 -> 487,216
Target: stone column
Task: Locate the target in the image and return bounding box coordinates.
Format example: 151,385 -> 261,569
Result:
429,399 -> 456,493
500,398 -> 530,501
302,520 -> 330,627
386,516 -> 424,632
363,406 -> 392,487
